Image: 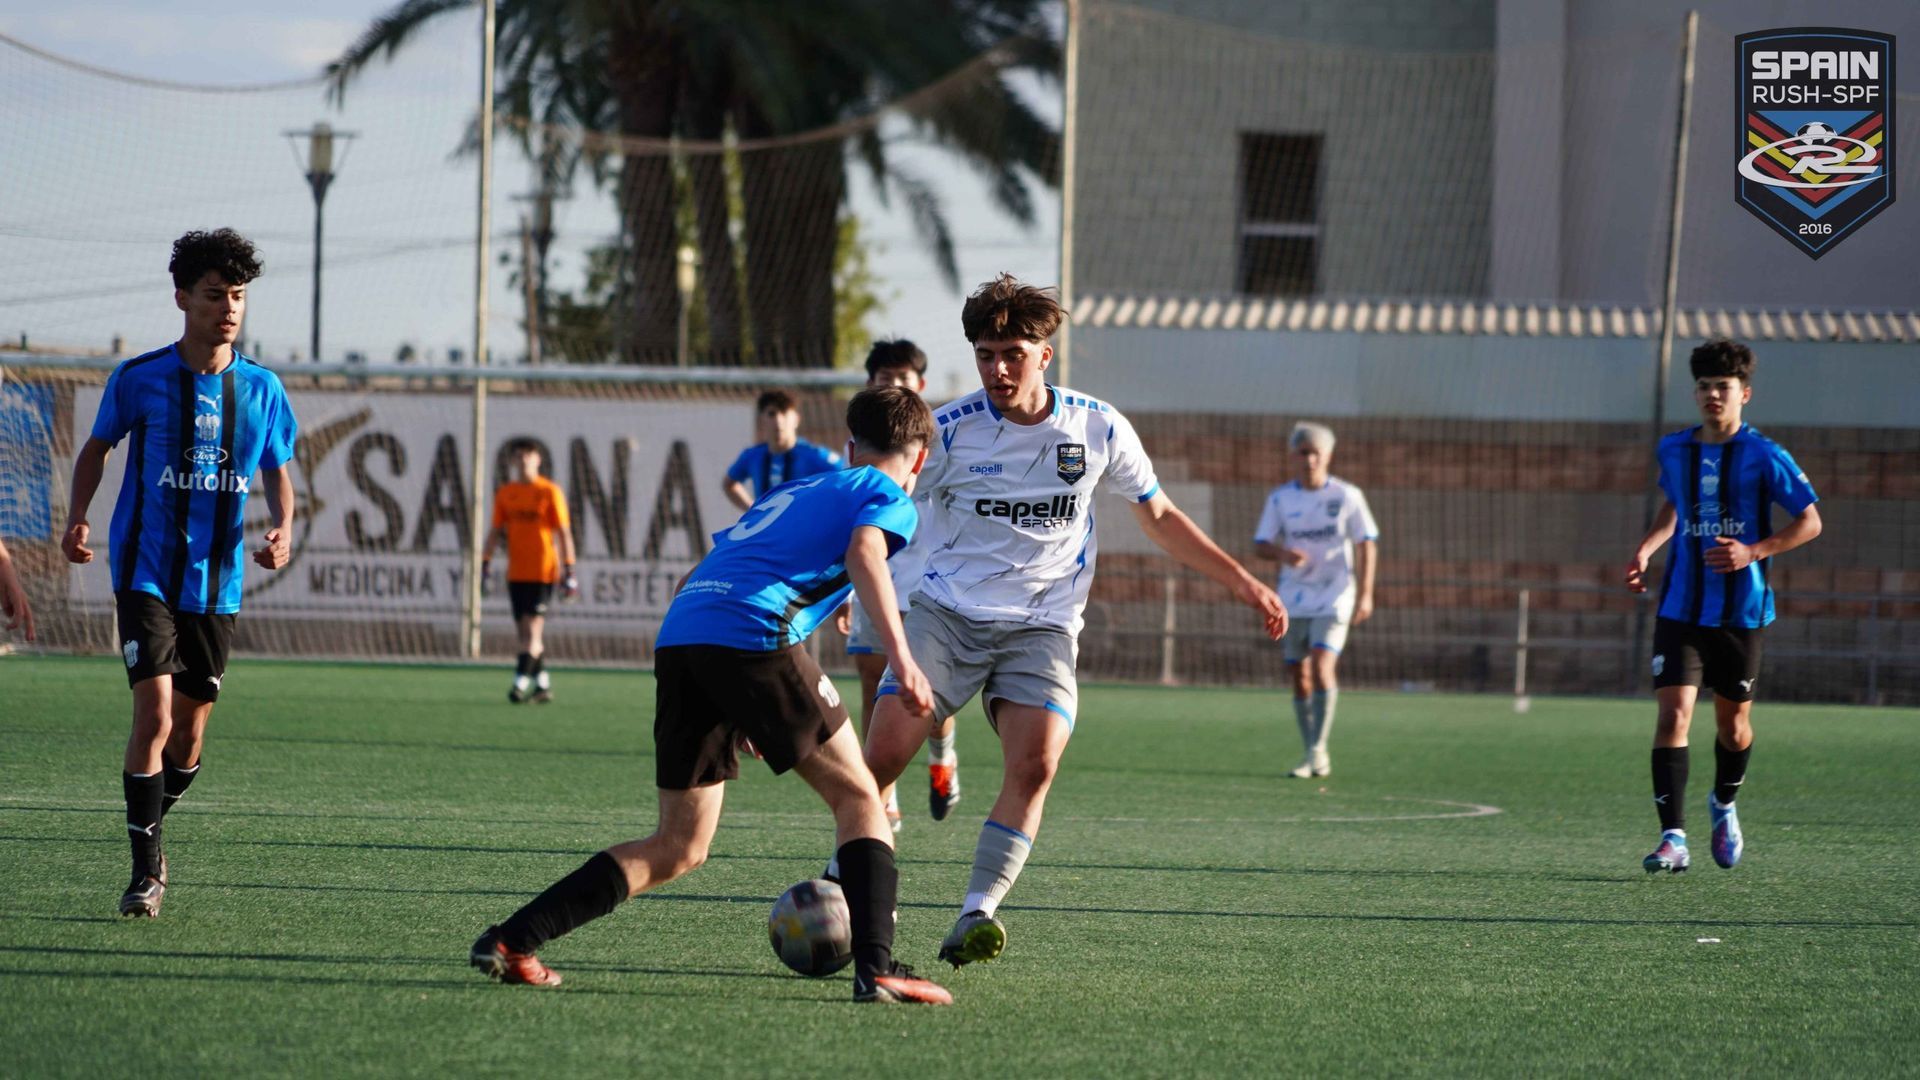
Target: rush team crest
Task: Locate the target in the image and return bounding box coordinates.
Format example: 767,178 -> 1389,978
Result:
1736,28 -> 1896,258
1056,443 -> 1086,485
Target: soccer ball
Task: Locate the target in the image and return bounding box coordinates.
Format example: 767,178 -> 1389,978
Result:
1796,122 -> 1837,146
768,879 -> 853,977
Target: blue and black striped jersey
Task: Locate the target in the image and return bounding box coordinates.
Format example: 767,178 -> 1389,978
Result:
91,345 -> 298,614
1655,424 -> 1817,629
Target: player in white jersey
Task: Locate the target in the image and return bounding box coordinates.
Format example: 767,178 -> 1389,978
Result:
836,339 -> 962,830
1253,422 -> 1378,778
862,275 -> 1288,968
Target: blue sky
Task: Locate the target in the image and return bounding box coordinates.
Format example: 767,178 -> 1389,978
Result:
0,0 -> 1059,396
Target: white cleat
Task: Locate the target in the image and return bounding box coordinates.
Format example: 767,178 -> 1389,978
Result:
1311,751 -> 1331,777
1287,757 -> 1314,779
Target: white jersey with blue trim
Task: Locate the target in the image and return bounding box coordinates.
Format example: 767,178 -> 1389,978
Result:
1252,477 -> 1379,620
915,384 -> 1160,633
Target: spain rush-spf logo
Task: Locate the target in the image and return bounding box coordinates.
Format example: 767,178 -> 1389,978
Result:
1736,28 -> 1895,258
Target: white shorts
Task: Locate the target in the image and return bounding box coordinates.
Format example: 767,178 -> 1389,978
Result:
846,597 -> 883,655
876,599 -> 1079,731
1282,613 -> 1351,662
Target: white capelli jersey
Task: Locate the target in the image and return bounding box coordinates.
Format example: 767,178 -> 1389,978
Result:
916,385 -> 1160,632
1252,477 -> 1379,619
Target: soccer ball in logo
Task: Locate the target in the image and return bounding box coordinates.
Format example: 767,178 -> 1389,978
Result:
768,879 -> 852,976
1795,122 -> 1837,146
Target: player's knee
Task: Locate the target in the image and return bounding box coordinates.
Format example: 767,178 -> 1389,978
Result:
1005,753 -> 1059,797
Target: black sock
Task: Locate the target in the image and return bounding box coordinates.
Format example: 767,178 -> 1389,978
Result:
1651,747 -> 1689,833
515,653 -> 531,677
161,755 -> 200,819
530,654 -> 546,678
1714,738 -> 1752,805
498,851 -> 629,954
835,837 -> 898,982
123,771 -> 164,878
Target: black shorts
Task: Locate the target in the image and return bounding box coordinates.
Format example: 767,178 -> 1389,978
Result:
115,591 -> 235,701
1652,618 -> 1764,702
508,582 -> 553,620
652,644 -> 849,790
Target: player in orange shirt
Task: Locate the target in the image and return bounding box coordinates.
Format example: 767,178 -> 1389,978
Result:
482,439 -> 577,703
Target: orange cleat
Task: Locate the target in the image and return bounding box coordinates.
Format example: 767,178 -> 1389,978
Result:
855,962 -> 953,1004
470,926 -> 563,986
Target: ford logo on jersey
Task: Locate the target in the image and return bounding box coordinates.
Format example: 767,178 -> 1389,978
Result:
185,445 -> 230,466
1056,443 -> 1086,485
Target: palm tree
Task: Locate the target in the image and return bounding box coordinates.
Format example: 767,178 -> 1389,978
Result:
328,0 -> 1058,367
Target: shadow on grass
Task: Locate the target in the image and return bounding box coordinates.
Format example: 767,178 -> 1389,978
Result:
0,832 -> 1798,887
0,943 -> 821,996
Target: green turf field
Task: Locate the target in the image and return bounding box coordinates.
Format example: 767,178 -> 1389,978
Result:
1,656 -> 1914,1077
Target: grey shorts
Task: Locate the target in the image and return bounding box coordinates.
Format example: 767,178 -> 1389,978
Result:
876,599 -> 1079,731
1282,613 -> 1351,662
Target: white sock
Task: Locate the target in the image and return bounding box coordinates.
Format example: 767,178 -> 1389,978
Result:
928,730 -> 956,765
1310,688 -> 1338,754
1291,697 -> 1312,755
884,787 -> 900,813
962,820 -> 1032,918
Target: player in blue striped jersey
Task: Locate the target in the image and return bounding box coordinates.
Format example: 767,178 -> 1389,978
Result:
62,229 -> 299,918
1626,340 -> 1821,874
721,389 -> 844,511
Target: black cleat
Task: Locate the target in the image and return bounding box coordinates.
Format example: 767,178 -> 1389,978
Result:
531,686 -> 553,704
118,874 -> 165,918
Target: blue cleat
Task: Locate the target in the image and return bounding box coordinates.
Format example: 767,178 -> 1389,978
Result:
1643,831 -> 1690,874
1710,797 -> 1744,869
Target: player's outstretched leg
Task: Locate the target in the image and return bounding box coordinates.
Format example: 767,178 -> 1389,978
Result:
472,785 -> 722,987
119,679 -> 172,917
928,716 -> 961,820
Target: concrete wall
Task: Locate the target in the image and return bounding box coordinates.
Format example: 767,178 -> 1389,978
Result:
1074,0 -> 1497,299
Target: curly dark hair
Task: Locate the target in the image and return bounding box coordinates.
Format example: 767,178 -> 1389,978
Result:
169,229 -> 262,290
960,273 -> 1064,344
1689,339 -> 1756,383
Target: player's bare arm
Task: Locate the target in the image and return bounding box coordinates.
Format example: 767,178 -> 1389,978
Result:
0,538 -> 35,642
1354,538 -> 1377,623
1706,504 -> 1822,574
62,436 -> 113,564
722,478 -> 753,512
252,464 -> 295,570
845,525 -> 932,717
1131,491 -> 1288,639
1626,501 -> 1678,593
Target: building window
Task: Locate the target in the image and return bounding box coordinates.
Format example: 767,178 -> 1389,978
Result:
1238,132 -> 1322,296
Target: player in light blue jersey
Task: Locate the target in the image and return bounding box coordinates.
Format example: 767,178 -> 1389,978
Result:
62,229 -> 299,918
721,389 -> 844,511
1627,340 -> 1821,874
470,387 -> 952,1004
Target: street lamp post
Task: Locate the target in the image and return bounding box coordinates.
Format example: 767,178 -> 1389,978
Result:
675,243 -> 699,367
285,122 -> 354,363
